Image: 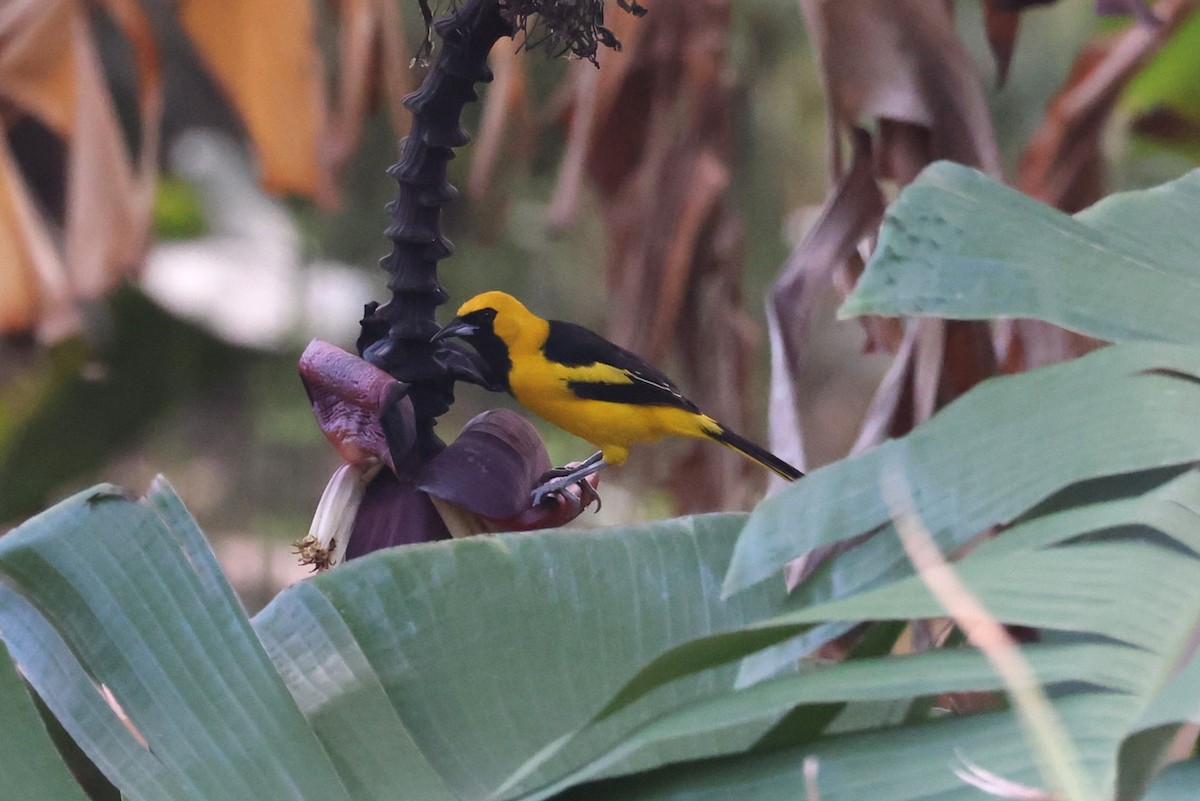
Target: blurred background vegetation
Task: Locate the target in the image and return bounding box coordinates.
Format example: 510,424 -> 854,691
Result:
2,0 -> 1197,609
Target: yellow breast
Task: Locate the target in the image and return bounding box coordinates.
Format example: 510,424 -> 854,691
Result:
508,358 -> 705,464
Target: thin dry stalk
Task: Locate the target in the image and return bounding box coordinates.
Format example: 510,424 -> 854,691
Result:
953,752 -> 1058,801
803,755 -> 822,801
880,465 -> 1097,801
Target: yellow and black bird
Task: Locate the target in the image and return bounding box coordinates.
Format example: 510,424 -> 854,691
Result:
432,291 -> 803,504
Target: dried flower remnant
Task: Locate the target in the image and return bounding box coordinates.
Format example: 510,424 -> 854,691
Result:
506,0 -> 647,62
295,462 -> 382,571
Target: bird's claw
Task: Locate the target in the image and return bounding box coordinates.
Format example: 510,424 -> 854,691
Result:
531,474 -> 602,513
577,479 -> 601,511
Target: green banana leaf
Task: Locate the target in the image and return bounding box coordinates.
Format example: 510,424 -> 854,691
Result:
1140,759 -> 1200,801
505,469 -> 1200,800
838,161 -> 1200,344
0,483 -> 353,801
0,637 -> 90,800
4,434 -> 1200,800
252,512 -> 794,800
724,342 -> 1200,597
0,484 -> 795,800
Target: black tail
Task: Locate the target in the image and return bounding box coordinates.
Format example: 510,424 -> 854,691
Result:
705,424 -> 803,481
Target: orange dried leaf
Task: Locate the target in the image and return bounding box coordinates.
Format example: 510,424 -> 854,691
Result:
0,153 -> 39,333
469,43 -> 531,203
0,0 -> 161,339
63,17 -> 151,299
179,0 -> 328,200
0,0 -> 77,136
0,138 -> 77,339
325,0 -> 414,185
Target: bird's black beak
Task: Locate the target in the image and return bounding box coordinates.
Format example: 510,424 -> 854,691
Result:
431,318 -> 478,343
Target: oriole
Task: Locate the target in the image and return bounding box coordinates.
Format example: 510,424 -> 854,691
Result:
432,291 -> 803,504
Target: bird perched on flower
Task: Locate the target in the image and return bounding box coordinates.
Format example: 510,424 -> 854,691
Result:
433,291 -> 802,504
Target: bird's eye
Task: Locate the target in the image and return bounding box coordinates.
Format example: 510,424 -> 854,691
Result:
482,308 -> 497,320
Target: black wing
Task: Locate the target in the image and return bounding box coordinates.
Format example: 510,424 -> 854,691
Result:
543,320 -> 699,412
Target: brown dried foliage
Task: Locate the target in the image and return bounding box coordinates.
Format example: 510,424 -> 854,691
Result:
0,0 -> 161,341
774,0 -> 1188,472
1018,0 -> 1196,212
0,0 -> 420,342
472,0 -> 758,511
999,0 -> 1195,373
564,0 -> 759,511
771,1 -> 1188,587
774,0 -> 1003,488
322,0 -> 415,191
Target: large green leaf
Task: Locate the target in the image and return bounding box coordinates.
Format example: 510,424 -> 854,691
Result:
253,580 -> 458,801
1115,629 -> 1200,801
764,540 -> 1199,653
505,642 -> 1148,801
566,693 -> 1144,801
4,458 -> 1199,801
0,637 -> 90,800
837,162 -> 1200,344
552,516 -> 1200,758
601,469 -> 1200,717
1140,759 -> 1200,801
723,343 -> 1200,596
541,548 -> 1198,801
500,468 -> 1200,801
2,482 -> 804,800
253,513 -> 794,800
5,362 -> 1200,801
0,481 -> 352,801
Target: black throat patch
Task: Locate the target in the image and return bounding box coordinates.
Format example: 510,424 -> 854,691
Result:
458,311 -> 513,393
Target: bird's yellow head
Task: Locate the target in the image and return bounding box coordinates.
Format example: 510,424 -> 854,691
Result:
432,291 -> 541,347
456,290 -> 529,325
431,292 -> 547,390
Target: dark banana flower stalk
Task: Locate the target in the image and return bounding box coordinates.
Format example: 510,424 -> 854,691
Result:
296,0 -> 641,568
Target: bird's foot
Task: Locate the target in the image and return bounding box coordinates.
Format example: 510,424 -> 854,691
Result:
538,464 -> 582,482
531,474 -> 601,513
532,458 -> 605,512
